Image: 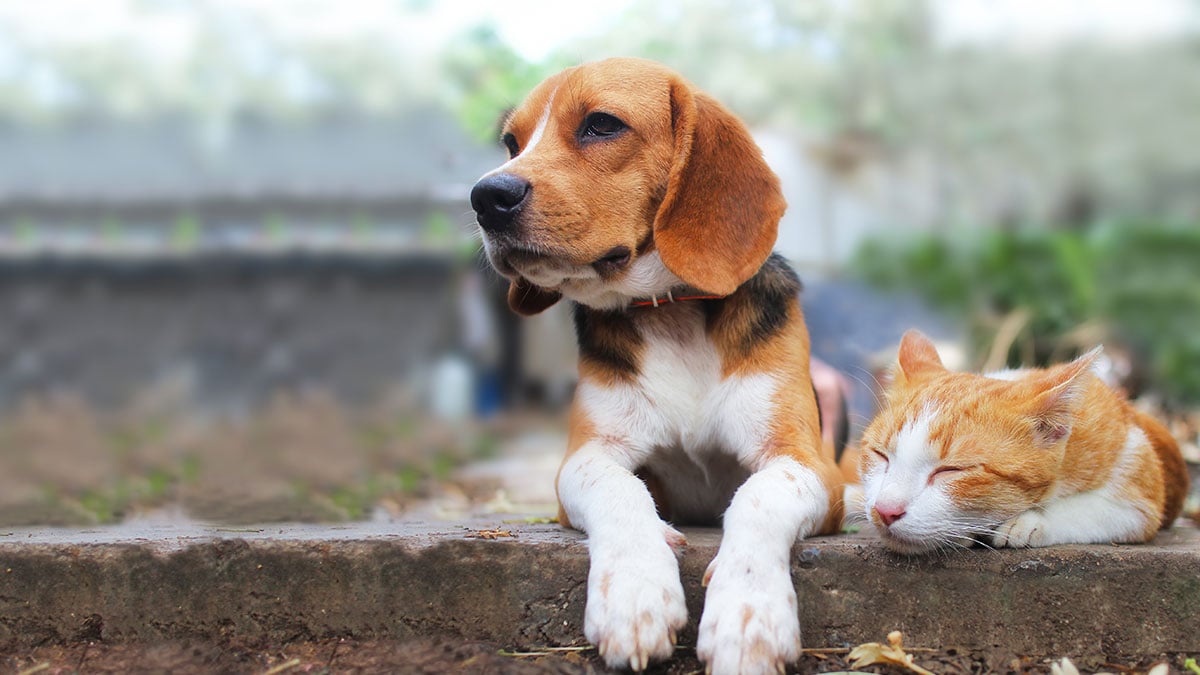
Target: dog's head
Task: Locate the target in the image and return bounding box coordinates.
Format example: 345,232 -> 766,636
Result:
470,57 -> 785,315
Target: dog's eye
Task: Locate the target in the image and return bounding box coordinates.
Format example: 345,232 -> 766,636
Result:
502,133 -> 519,159
580,112 -> 627,142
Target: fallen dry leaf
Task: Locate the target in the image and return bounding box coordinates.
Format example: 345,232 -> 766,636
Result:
848,631 -> 935,675
466,528 -> 516,540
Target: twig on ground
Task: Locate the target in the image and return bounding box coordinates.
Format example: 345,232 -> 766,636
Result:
499,646 -> 593,657
258,657 -> 301,675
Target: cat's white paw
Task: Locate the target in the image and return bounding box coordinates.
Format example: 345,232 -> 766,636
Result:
993,510 -> 1050,547
697,552 -> 800,675
585,529 -> 687,671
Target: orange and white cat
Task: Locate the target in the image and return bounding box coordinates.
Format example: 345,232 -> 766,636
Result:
859,330 -> 1189,553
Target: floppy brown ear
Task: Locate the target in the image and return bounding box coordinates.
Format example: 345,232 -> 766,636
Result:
652,78 -> 785,296
507,277 -> 562,316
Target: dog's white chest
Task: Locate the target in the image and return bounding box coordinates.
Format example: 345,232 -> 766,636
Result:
577,310 -> 777,466
637,319 -> 721,450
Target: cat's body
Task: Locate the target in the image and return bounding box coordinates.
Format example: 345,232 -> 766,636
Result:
859,330 -> 1188,554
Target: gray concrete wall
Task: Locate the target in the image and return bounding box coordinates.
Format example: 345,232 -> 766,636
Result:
0,254 -> 458,413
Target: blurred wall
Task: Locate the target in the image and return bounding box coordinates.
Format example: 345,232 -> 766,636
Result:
1,0 -> 1196,413
0,254 -> 455,413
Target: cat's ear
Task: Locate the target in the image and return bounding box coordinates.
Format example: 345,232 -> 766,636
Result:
893,330 -> 946,387
1026,346 -> 1102,447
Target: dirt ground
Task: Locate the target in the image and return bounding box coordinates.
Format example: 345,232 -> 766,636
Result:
1,637 -> 1186,675
2,400 -> 1197,675
1,393 -> 1197,528
0,393 -> 532,527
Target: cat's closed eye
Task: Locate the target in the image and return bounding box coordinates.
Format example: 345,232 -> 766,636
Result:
928,465 -> 965,483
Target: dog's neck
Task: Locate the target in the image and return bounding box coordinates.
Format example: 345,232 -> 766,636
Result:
559,250 -> 696,311
628,289 -> 725,309
571,251 -> 799,343
568,285 -> 721,313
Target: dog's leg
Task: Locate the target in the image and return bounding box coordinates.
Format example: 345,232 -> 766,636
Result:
697,456 -> 828,675
558,444 -> 688,671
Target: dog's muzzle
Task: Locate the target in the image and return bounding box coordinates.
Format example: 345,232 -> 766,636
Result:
471,172 -> 530,235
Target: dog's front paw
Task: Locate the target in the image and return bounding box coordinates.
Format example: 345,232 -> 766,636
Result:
585,532 -> 687,671
993,510 -> 1050,548
697,553 -> 800,675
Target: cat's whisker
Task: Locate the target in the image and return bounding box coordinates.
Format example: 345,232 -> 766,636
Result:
950,526 -> 1000,539
842,509 -> 869,526
846,413 -> 875,428
955,521 -> 1004,535
930,533 -> 980,559
938,533 -> 973,549
843,367 -> 885,411
936,538 -> 961,553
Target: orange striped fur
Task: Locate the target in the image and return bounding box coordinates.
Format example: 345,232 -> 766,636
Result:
858,330 -> 1188,554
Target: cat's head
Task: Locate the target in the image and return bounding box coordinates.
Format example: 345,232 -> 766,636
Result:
859,330 -> 1101,554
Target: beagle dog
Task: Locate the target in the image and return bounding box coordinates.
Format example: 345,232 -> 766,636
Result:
470,57 -> 845,674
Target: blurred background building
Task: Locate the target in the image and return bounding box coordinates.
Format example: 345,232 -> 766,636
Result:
1,0 -> 1197,524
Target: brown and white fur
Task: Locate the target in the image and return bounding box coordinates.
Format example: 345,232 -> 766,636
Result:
858,330 -> 1189,554
470,58 -> 844,674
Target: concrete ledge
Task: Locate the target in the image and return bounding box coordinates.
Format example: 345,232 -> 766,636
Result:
1,518 -> 1197,660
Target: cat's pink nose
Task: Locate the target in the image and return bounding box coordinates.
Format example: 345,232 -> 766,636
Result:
874,502 -> 907,527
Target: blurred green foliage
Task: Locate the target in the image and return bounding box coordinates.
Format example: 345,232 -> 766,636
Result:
170,212 -> 201,251
4,1 -> 1199,226
854,223 -> 1200,402
545,0 -> 1200,226
440,26 -> 574,143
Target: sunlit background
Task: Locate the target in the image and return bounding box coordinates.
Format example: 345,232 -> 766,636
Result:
1,0 -> 1197,525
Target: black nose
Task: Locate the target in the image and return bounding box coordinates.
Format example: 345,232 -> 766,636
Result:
471,173 -> 530,233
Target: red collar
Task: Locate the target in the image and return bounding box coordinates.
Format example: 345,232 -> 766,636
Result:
629,290 -> 725,308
